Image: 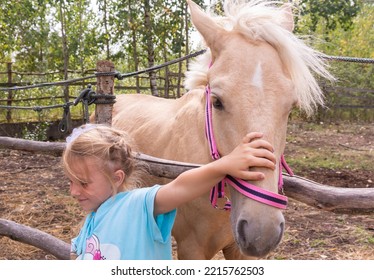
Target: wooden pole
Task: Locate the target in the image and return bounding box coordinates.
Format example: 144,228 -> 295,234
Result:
0,218 -> 70,260
95,60 -> 115,125
0,136 -> 373,213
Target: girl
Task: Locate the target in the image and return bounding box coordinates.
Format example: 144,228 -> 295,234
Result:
63,124 -> 276,260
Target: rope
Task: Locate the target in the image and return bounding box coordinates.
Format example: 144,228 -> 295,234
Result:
321,55 -> 374,64
0,84 -> 117,132
0,50 -> 207,92
0,72 -> 118,91
0,83 -> 116,111
0,103 -> 74,111
0,75 -> 97,92
59,104 -> 72,133
115,49 -> 207,80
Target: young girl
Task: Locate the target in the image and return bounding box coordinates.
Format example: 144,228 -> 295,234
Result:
63,124 -> 276,260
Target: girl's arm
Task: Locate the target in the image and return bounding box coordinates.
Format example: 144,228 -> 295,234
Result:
154,132 -> 276,215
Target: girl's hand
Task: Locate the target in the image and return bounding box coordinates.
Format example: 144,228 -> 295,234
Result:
154,132 -> 276,215
220,132 -> 276,181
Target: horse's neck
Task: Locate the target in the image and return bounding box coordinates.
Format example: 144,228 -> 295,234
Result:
113,91 -> 210,163
167,90 -> 210,163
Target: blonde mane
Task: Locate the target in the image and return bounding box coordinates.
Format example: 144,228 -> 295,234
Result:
184,0 -> 334,116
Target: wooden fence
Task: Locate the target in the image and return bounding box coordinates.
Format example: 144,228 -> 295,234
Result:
0,62 -> 186,124
318,84 -> 374,122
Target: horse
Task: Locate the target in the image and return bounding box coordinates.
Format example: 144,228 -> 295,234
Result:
111,0 -> 333,259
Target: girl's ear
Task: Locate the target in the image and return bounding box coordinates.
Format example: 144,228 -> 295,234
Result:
113,170 -> 126,188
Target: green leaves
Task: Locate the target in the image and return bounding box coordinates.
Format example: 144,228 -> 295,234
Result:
295,0 -> 361,33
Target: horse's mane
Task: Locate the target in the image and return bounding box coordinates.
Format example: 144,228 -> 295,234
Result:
184,0 -> 334,116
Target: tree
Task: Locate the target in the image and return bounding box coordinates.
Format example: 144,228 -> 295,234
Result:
317,3 -> 374,89
294,0 -> 361,34
143,0 -> 159,96
0,0 -> 51,71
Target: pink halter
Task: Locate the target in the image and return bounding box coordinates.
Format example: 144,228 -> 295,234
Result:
204,84 -> 293,210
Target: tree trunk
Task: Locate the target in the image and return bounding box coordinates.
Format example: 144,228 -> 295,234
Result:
144,0 -> 158,96
162,20 -> 170,99
6,62 -> 12,122
78,0 -> 85,74
103,0 -> 110,60
59,2 -> 72,133
129,0 -> 140,92
184,1 -> 190,69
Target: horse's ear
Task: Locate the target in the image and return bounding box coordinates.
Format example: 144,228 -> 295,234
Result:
280,3 -> 294,32
187,0 -> 226,60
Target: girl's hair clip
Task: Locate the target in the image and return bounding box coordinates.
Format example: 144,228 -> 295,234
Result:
66,124 -> 98,145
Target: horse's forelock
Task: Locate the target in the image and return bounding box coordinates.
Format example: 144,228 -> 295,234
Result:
185,0 -> 334,115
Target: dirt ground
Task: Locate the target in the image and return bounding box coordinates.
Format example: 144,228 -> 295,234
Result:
0,122 -> 373,260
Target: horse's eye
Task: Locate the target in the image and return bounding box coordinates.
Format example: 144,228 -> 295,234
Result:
212,98 -> 224,111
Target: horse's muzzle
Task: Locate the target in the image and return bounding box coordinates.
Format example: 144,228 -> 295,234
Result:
235,217 -> 285,258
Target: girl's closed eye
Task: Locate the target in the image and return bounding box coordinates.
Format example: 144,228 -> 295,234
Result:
76,178 -> 90,188
68,178 -> 88,188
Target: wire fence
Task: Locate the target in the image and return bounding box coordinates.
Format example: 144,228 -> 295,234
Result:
0,51 -> 373,134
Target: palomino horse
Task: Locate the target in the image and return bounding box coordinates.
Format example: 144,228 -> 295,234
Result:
112,0 -> 333,259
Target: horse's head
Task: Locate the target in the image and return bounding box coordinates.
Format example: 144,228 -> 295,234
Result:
187,0 -> 333,257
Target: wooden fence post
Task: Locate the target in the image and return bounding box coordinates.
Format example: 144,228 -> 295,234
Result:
95,60 -> 115,125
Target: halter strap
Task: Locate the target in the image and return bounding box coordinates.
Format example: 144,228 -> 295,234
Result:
204,84 -> 292,210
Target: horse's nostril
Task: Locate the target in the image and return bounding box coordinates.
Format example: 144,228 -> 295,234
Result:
237,219 -> 250,246
277,221 -> 285,243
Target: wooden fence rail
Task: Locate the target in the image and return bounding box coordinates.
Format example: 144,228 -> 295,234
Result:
0,136 -> 373,213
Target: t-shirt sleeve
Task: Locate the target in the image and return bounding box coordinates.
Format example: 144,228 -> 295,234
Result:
144,185 -> 177,243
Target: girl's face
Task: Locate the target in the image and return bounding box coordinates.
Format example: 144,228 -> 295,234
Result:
67,157 -> 116,212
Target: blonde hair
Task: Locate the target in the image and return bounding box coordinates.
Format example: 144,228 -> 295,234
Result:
62,124 -> 146,193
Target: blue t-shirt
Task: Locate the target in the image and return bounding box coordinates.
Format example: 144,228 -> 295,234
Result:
71,185 -> 176,260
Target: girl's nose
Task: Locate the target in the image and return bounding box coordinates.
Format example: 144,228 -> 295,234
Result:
70,182 -> 81,197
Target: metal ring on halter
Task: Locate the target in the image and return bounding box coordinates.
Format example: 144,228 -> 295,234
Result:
213,196 -> 231,211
